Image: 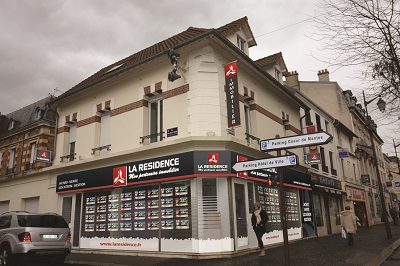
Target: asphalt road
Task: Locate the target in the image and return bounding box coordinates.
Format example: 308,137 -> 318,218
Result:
15,223 -> 400,266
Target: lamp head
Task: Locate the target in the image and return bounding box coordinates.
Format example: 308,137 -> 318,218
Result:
388,172 -> 393,180
377,97 -> 386,112
355,148 -> 363,160
168,67 -> 181,82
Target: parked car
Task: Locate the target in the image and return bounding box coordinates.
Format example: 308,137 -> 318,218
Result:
0,211 -> 71,265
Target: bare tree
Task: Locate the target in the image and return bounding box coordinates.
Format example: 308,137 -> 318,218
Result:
312,0 -> 400,117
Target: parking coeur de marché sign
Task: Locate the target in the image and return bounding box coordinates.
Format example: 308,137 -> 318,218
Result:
260,132 -> 332,152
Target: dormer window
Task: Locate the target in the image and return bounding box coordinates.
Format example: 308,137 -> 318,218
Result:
237,35 -> 246,53
104,63 -> 124,75
274,68 -> 282,82
35,107 -> 44,120
8,119 -> 16,130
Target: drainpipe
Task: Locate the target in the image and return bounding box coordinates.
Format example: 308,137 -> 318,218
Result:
52,111 -> 59,163
299,109 -> 309,130
300,109 -> 311,161
44,100 -> 59,164
18,134 -> 25,176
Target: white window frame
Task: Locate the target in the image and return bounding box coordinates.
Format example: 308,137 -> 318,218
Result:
69,125 -> 77,161
8,120 -> 15,130
274,67 -> 281,82
325,120 -> 330,134
35,107 -> 44,120
148,95 -> 163,143
237,35 -> 246,53
100,113 -> 110,155
9,148 -> 16,168
30,142 -> 36,164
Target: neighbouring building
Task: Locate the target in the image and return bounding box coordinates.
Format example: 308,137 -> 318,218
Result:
286,69 -> 391,229
0,96 -> 57,213
343,90 -> 390,225
385,154 -> 400,206
285,79 -> 346,237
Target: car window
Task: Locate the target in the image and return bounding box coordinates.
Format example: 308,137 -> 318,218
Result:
17,215 -> 68,228
0,215 -> 12,229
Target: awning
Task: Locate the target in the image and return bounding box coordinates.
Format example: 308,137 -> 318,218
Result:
313,184 -> 347,196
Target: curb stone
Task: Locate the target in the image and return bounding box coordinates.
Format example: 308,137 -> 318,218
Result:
366,239 -> 400,266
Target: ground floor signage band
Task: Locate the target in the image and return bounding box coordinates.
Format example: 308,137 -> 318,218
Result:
59,151 -> 306,194
57,152 -> 195,193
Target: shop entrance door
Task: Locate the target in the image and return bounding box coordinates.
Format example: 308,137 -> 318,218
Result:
354,201 -> 368,227
61,195 -> 76,245
234,182 -> 248,248
323,195 -> 332,234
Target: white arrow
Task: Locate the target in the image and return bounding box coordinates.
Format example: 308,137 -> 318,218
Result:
260,132 -> 332,151
232,155 -> 298,172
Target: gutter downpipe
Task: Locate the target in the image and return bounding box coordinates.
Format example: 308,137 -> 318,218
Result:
51,108 -> 59,164
300,109 -> 311,161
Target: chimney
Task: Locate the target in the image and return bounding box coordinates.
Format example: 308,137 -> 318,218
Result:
284,71 -> 299,90
317,69 -> 330,82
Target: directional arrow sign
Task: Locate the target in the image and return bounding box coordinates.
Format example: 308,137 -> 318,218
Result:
260,132 -> 332,152
232,155 -> 298,172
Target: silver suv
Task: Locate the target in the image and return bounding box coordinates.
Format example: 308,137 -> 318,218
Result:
0,211 -> 71,265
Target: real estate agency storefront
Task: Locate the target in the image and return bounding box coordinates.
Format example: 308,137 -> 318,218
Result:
344,185 -> 369,227
57,150 -> 314,256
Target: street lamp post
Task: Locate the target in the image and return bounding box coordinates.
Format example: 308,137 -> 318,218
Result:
362,91 -> 392,239
394,140 -> 400,176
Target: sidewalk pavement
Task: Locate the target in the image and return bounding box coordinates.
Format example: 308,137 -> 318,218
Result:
66,224 -> 400,266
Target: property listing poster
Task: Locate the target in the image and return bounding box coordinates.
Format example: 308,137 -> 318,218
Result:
256,184 -> 301,240
81,182 -> 191,241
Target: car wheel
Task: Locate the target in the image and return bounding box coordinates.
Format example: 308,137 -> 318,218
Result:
0,245 -> 14,266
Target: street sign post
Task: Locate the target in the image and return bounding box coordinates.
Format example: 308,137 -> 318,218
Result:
257,132 -> 332,266
232,153 -> 298,266
260,132 -> 332,151
232,155 -> 297,172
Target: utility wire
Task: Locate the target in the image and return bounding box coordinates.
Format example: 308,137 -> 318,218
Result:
255,16 -> 317,38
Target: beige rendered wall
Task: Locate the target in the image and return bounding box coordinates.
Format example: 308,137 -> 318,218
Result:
54,59 -> 180,163
187,46 -> 226,136
110,108 -> 145,151
0,175 -> 57,213
299,82 -> 353,131
163,92 -> 189,140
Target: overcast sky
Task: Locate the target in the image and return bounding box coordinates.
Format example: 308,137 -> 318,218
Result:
0,0 -> 398,156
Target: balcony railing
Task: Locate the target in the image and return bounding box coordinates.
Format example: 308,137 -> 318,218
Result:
60,153 -> 76,162
245,133 -> 260,143
6,167 -> 15,175
322,165 -> 329,173
331,168 -> 337,176
140,132 -> 164,144
91,144 -> 111,155
361,174 -> 370,185
25,163 -> 36,171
